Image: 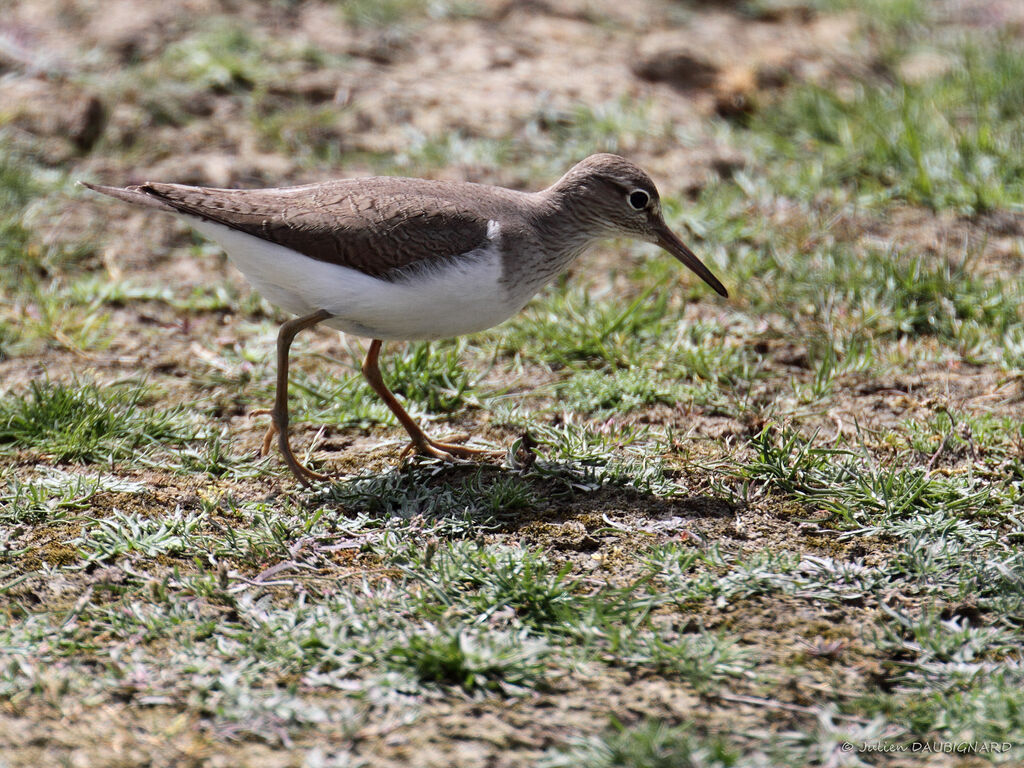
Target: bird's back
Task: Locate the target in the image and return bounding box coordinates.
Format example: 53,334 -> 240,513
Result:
91,176 -> 537,280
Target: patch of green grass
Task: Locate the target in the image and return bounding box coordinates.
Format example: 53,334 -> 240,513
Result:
748,41 -> 1024,212
102,24 -> 272,138
117,19 -> 344,141
498,279 -> 747,402
0,144 -> 40,285
73,509 -> 205,564
0,144 -> 94,292
526,419 -> 678,497
648,543 -> 890,607
729,426 -> 1004,528
555,367 -> 676,417
622,630 -> 750,692
874,606 -> 1019,667
65,270 -> 271,317
1003,325 -> 1024,371
0,319 -> 15,360
171,431 -> 264,479
201,495 -> 348,562
0,380 -> 193,463
809,0 -> 928,34
394,129 -> 515,175
396,541 -> 579,630
531,99 -> 675,175
385,340 -> 477,413
662,321 -> 763,389
867,251 -> 1020,344
250,102 -> 352,166
720,227 -> 1022,359
789,338 -> 873,405
0,147 -> 109,353
880,672 -> 1024,748
387,539 -> 744,690
159,22 -> 272,93
859,604 -> 1024,747
970,553 -> 1024,625
288,366 -> 392,430
317,466 -> 535,525
385,626 -> 549,694
378,97 -> 670,181
291,339 -> 480,431
0,471 -> 103,525
731,426 -> 847,499
498,281 -> 676,368
13,281 -> 114,353
0,579 -> 382,737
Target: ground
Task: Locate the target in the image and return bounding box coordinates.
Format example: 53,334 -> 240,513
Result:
0,0 -> 1022,766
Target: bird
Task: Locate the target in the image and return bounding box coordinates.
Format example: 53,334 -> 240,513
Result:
82,153 -> 728,485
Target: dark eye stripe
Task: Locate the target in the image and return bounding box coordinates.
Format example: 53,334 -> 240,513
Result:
628,190 -> 649,210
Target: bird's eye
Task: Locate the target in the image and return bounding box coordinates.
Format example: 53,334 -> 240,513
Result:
628,190 -> 650,210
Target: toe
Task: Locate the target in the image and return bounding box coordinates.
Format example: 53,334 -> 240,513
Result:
426,439 -> 500,459
260,426 -> 277,457
403,440 -> 456,462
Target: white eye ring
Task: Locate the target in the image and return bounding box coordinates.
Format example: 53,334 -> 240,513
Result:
627,189 -> 650,210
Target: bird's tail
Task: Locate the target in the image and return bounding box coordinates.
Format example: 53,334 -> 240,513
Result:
79,181 -> 178,212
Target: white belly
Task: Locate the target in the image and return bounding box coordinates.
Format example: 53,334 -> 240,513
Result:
186,217 -> 520,340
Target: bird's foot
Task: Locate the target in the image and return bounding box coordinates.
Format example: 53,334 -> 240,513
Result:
252,409 -> 331,486
400,434 -> 502,463
283,451 -> 331,486
251,408 -> 276,456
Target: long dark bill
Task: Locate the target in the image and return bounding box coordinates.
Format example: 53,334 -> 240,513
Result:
654,222 -> 728,298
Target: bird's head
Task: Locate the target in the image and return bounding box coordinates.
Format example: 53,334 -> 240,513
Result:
551,153 -> 728,297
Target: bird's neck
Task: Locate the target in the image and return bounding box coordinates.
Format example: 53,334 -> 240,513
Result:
494,188 -> 604,305
534,185 -> 608,259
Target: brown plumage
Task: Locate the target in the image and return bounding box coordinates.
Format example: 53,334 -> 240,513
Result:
83,178 -> 533,280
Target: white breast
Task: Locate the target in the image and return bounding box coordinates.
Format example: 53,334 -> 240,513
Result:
184,217 -> 520,341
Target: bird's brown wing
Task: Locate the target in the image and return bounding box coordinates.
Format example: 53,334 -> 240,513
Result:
132,179 -> 495,280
